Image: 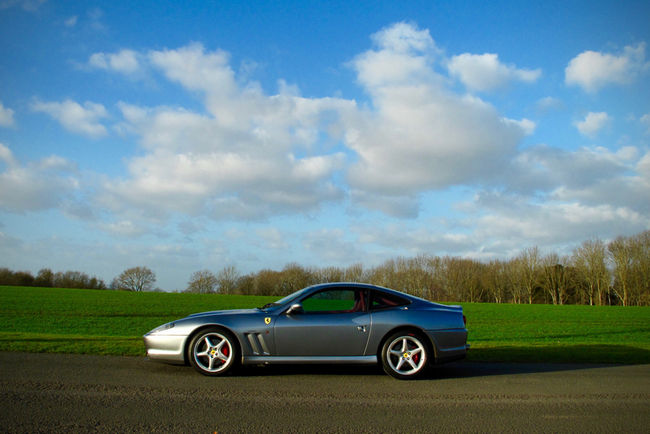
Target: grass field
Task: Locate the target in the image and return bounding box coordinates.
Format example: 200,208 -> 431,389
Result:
1,286 -> 649,364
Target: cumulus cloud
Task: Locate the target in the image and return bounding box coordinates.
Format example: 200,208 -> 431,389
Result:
100,43 -> 355,221
565,43 -> 649,92
0,143 -> 79,212
31,99 -> 108,138
447,53 -> 541,92
89,49 -> 141,75
41,22 -> 648,239
508,144 -> 648,215
344,23 -> 530,216
473,195 -> 647,251
575,112 -> 611,137
0,102 -> 15,127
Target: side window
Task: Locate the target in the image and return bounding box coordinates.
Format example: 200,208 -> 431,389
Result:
370,290 -> 409,311
301,289 -> 366,313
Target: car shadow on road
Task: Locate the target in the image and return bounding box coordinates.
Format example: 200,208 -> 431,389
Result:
230,345 -> 648,379
232,360 -> 622,379
143,344 -> 647,379
426,360 -> 617,380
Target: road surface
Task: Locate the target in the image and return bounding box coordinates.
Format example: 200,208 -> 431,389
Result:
1,352 -> 648,432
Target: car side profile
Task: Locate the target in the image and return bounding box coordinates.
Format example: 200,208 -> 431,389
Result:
144,282 -> 469,379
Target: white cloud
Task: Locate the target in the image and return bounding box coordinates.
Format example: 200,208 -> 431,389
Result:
89,49 -> 140,74
344,23 -> 530,216
473,196 -> 648,251
370,21 -> 436,54
0,143 -> 79,212
565,43 -> 649,92
447,53 -> 541,92
503,117 -> 536,135
575,112 -> 611,137
0,102 -> 15,127
536,96 -> 563,112
31,99 -> 108,138
100,44 -> 355,221
508,144 -> 649,216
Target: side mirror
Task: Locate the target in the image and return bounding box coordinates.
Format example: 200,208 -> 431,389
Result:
286,303 -> 304,315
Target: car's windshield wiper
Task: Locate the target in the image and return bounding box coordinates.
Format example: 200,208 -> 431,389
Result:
258,302 -> 276,310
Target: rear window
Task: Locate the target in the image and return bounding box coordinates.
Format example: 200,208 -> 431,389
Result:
370,290 -> 410,310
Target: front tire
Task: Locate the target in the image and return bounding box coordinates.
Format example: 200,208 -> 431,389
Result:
188,327 -> 238,376
381,332 -> 429,379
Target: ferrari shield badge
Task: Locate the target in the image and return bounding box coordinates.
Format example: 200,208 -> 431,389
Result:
264,317 -> 271,325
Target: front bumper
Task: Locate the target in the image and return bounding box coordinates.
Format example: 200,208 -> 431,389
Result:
143,333 -> 187,364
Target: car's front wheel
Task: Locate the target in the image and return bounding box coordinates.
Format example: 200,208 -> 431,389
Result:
381,331 -> 430,379
188,327 -> 238,376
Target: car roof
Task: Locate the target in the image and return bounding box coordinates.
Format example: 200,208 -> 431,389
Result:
304,282 -> 431,304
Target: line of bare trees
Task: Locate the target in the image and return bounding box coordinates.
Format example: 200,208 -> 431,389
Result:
0,266 -> 157,292
187,231 -> 650,306
2,231 -> 648,305
0,268 -> 107,290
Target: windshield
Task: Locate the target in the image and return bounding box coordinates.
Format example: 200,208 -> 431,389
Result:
257,286 -> 312,310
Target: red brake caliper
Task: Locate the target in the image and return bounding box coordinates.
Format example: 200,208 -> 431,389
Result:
221,343 -> 229,363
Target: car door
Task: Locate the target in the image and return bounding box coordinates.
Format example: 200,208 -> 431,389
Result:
273,287 -> 370,356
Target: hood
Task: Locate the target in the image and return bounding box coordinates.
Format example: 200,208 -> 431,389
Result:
186,308 -> 259,319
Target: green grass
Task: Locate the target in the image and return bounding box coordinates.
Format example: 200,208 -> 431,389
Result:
0,286 -> 274,357
1,286 -> 649,364
462,303 -> 650,364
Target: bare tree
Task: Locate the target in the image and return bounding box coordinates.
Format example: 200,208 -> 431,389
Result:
115,266 -> 156,292
515,247 -> 541,304
344,263 -> 365,283
483,259 -> 509,303
541,253 -> 572,305
216,265 -> 240,294
631,231 -> 650,306
608,236 -> 633,306
186,270 -> 218,293
572,239 -> 608,305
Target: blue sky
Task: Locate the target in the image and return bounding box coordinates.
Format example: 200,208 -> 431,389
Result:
1,0 -> 649,290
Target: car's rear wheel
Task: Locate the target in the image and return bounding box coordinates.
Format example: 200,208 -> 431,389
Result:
381,331 -> 429,379
188,327 -> 237,376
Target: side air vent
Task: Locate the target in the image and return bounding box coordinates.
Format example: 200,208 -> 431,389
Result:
245,333 -> 270,355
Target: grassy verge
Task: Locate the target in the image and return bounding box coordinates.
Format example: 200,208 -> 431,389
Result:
1,286 -> 648,363
462,303 -> 650,364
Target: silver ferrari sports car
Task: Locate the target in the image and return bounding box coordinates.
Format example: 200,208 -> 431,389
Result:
144,282 -> 469,379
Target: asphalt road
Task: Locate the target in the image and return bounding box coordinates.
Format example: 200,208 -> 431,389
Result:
1,352 -> 649,433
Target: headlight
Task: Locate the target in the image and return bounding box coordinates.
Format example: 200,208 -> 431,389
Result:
147,322 -> 175,334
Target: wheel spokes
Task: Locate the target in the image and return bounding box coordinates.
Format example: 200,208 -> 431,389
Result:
387,336 -> 426,375
194,332 -> 233,372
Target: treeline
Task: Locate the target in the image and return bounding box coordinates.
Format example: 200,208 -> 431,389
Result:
187,231 -> 650,306
0,268 -> 106,289
2,231 -> 649,306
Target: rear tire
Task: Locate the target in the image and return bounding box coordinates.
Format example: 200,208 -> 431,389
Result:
381,331 -> 430,380
188,327 -> 238,376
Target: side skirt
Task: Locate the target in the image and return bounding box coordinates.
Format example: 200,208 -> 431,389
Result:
242,355 -> 378,365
